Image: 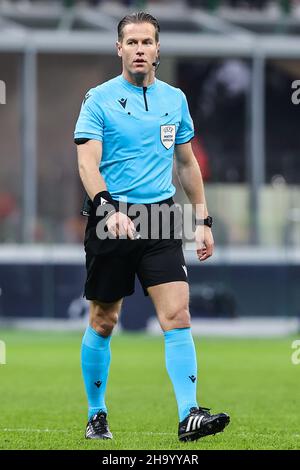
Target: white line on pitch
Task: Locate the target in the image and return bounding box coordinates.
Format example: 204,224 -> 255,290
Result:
1,428 -> 174,436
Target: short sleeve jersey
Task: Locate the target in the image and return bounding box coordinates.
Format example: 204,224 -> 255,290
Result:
74,75 -> 194,203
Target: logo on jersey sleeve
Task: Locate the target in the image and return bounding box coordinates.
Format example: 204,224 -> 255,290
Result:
160,125 -> 176,149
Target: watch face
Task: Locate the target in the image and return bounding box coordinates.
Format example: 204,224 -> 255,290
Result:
205,216 -> 213,227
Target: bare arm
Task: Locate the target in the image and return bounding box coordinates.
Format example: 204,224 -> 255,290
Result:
77,139 -> 106,200
175,141 -> 208,219
175,141 -> 213,261
77,139 -> 135,239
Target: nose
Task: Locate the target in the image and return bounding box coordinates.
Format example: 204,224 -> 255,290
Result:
136,42 -> 144,55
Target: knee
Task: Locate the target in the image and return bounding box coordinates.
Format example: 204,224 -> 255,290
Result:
90,304 -> 119,337
161,306 -> 191,330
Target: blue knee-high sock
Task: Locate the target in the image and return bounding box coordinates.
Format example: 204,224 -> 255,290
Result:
81,326 -> 111,419
164,327 -> 198,422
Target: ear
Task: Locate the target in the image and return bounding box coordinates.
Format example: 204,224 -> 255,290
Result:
157,41 -> 160,57
116,41 -> 122,58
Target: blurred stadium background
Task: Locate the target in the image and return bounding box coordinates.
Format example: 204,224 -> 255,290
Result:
0,0 -> 300,334
1,0 -> 300,452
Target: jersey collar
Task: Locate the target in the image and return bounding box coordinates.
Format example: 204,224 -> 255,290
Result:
119,74 -> 157,91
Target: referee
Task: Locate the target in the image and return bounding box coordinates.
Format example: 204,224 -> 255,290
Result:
74,12 -> 230,442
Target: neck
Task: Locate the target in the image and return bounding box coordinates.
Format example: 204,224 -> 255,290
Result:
122,70 -> 155,87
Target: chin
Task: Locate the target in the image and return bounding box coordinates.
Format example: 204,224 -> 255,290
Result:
131,71 -> 146,80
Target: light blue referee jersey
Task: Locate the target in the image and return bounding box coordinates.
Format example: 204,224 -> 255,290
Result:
74,74 -> 194,203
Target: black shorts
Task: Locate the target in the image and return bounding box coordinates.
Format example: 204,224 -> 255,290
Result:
83,197 -> 188,302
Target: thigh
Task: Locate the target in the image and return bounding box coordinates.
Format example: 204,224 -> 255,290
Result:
84,252 -> 136,302
137,238 -> 190,330
84,217 -> 145,302
90,298 -> 124,316
136,239 -> 188,293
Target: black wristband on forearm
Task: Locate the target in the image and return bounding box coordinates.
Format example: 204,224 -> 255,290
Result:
93,191 -> 119,212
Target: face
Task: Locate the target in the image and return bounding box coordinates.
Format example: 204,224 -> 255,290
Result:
116,22 -> 160,79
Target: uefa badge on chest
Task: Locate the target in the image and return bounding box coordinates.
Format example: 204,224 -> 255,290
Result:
160,125 -> 176,150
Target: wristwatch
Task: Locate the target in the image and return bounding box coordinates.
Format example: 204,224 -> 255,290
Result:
195,216 -> 213,228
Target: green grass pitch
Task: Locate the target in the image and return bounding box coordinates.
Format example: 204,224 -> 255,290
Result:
0,329 -> 299,450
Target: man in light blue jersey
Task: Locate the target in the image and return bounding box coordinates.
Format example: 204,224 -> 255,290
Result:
74,11 -> 230,442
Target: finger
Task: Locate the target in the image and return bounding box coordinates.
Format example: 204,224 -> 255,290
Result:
197,240 -> 213,256
206,244 -> 214,257
196,247 -> 204,257
197,245 -> 205,255
106,217 -> 118,238
198,248 -> 213,261
127,224 -> 135,240
120,219 -> 134,239
114,219 -> 123,238
129,219 -> 136,232
128,219 -> 137,240
118,220 -> 128,238
120,216 -> 136,240
108,226 -> 117,238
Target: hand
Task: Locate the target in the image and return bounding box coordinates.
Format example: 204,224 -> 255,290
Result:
195,225 -> 214,261
106,211 -> 136,240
